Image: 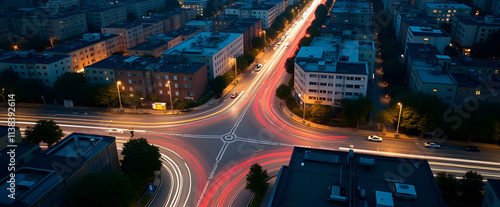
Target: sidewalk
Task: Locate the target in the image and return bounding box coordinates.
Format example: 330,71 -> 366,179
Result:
258,176 -> 277,207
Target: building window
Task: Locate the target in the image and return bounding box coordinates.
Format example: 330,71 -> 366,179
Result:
175,91 -> 179,96
184,84 -> 188,88
128,79 -> 132,84
424,38 -> 429,41
447,88 -> 453,92
190,92 -> 194,96
119,72 -> 123,76
458,90 -> 463,94
174,83 -> 178,88
183,76 -> 187,81
433,88 -> 438,92
159,90 -> 163,94
165,75 -> 169,79
159,82 -> 162,87
476,90 -> 481,95
129,87 -> 133,91
157,75 -> 161,79
127,72 -> 131,76
174,76 -> 177,80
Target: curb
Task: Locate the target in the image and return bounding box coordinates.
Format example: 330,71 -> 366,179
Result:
146,171 -> 162,207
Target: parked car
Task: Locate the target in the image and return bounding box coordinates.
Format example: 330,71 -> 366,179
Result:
255,64 -> 263,71
368,135 -> 382,142
215,92 -> 222,98
273,45 -> 279,50
109,128 -> 123,134
230,91 -> 238,98
424,142 -> 440,148
465,145 -> 480,152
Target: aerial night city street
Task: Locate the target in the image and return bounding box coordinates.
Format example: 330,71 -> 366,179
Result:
1,0 -> 500,206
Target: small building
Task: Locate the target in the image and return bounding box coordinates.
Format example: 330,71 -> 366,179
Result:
423,2 -> 472,23
186,20 -> 213,32
222,18 -> 263,51
128,34 -> 183,57
405,26 -> 451,54
269,147 -> 445,206
101,22 -> 145,54
330,1 -> 372,26
450,15 -> 500,52
483,179 -> 500,207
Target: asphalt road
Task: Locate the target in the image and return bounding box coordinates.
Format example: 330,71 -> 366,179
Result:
2,0 -> 500,206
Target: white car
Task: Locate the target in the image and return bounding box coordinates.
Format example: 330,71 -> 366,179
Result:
424,142 -> 440,149
255,64 -> 263,71
368,135 -> 382,142
109,128 -> 123,134
230,91 -> 238,98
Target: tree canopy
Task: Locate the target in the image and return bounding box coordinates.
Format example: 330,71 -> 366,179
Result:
72,172 -> 135,207
275,84 -> 291,100
310,100 -> 332,124
51,72 -> 86,103
121,138 -> 162,178
252,37 -> 265,50
471,30 -> 500,59
340,96 -> 374,129
435,172 -> 458,199
25,120 -> 64,146
285,56 -> 295,74
13,80 -> 45,103
94,84 -> 119,108
245,163 -> 268,196
460,171 -> 484,203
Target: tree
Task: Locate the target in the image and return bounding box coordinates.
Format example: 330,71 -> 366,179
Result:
382,58 -> 405,86
72,172 -> 135,207
94,84 -> 119,108
13,80 -> 45,103
460,171 -> 484,202
471,30 -> 500,59
0,68 -> 20,92
123,91 -> 143,113
245,163 -> 268,196
211,76 -> 226,92
285,56 -> 295,74
121,138 -> 162,179
340,96 -> 374,129
275,84 -> 291,100
252,37 -> 265,50
51,72 -> 86,103
243,53 -> 256,64
25,120 -> 64,146
443,46 -> 459,57
435,172 -> 458,199
148,94 -> 159,102
237,56 -> 249,71
310,100 -> 332,124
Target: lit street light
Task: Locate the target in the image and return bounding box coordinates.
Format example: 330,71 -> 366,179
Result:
298,93 -> 306,123
116,81 -> 123,111
167,81 -> 174,115
396,102 -> 402,134
1,88 -> 5,104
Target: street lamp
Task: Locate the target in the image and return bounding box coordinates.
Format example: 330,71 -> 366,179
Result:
263,31 -> 266,46
396,102 -> 402,133
298,93 -> 306,123
116,81 -> 123,111
231,57 -> 238,83
1,88 -> 5,103
167,81 -> 174,115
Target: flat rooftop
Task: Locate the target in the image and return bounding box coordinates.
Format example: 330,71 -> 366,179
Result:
102,22 -> 142,29
86,56 -> 205,74
424,2 -> 471,9
0,168 -> 58,206
44,133 -> 113,158
162,32 -> 242,57
128,40 -> 170,51
451,73 -> 500,88
331,1 -> 371,13
406,43 -> 441,60
451,55 -> 500,68
45,33 -> 118,53
165,26 -> 202,37
413,61 -> 457,84
454,15 -> 500,26
409,26 -> 450,37
320,23 -> 375,35
0,52 -> 69,64
271,147 -> 445,207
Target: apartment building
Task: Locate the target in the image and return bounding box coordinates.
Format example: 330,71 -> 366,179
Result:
225,4 -> 279,28
423,2 -> 471,23
330,1 -> 372,26
211,14 -> 239,32
85,6 -> 127,32
405,26 -> 451,54
483,179 -> 500,207
45,0 -> 79,9
14,8 -> 87,41
474,0 -> 500,16
182,0 -> 208,16
85,56 -> 208,103
45,33 -> 120,72
128,34 -> 183,57
452,71 -> 500,105
121,0 -> 166,18
398,15 -> 438,42
0,12 -> 14,44
148,8 -> 196,32
294,37 -> 371,107
162,32 -> 244,79
450,15 -> 500,50
101,22 -> 145,54
0,51 -> 72,89
136,17 -> 167,36
186,20 -> 213,32
222,18 -> 263,51
165,26 -> 202,41
320,23 -> 376,41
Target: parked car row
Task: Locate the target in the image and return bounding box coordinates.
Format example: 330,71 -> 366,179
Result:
367,135 -> 481,152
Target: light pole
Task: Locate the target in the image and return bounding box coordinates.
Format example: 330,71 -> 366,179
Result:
116,81 -> 123,111
263,31 -> 266,47
396,102 -> 402,133
167,81 -> 174,115
299,93 -> 306,123
231,57 -> 238,83
1,88 -> 5,104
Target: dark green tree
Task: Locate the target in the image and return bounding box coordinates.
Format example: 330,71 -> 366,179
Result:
382,58 -> 405,86
340,96 -> 374,129
245,163 -> 269,196
460,171 -> 484,202
275,84 -> 291,100
148,94 -> 159,102
24,120 -> 64,146
435,172 -> 459,199
285,56 -> 295,74
13,80 -> 45,103
443,46 -> 460,57
471,30 -> 500,59
310,100 -> 332,124
123,91 -> 143,113
211,76 -> 226,92
51,72 -> 86,103
121,138 -> 162,178
252,37 -> 265,50
243,53 -> 256,64
94,84 -> 119,108
72,172 -> 135,207
237,56 -> 249,71
0,68 -> 20,92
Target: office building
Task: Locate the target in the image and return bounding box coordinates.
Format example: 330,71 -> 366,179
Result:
162,32 -> 244,79
294,37 -> 373,107
45,33 -> 120,73
269,147 -> 446,206
182,0 -> 208,16
128,34 -> 183,57
405,26 -> 451,54
0,51 -> 72,89
0,133 -> 120,207
423,2 -> 472,23
101,22 -> 145,54
450,15 -> 500,51
85,6 -> 127,32
330,1 -> 372,26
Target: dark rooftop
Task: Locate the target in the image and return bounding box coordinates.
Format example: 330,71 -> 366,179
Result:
451,56 -> 500,68
165,26 -> 202,37
451,73 -> 500,88
102,22 -> 142,29
0,51 -> 69,64
406,43 -> 441,60
401,15 -> 438,26
454,15 -> 500,26
488,179 -> 500,198
211,14 -> 239,21
86,56 -> 205,74
128,41 -> 170,51
271,147 -> 445,207
320,23 -> 375,35
45,33 -> 118,53
336,62 -> 368,75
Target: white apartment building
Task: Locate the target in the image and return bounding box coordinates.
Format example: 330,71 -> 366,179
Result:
423,2 -> 471,23
182,0 -> 208,16
0,51 -> 72,89
45,33 -> 120,72
85,6 -> 127,31
162,32 -> 244,79
405,26 -> 451,54
45,0 -> 79,9
14,10 -> 87,41
294,37 -> 370,107
450,15 -> 500,49
225,4 -> 279,28
101,22 -> 145,54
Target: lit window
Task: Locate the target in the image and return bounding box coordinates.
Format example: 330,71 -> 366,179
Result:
433,10 -> 437,13
433,88 -> 438,92
476,91 -> 481,95
424,38 -> 429,41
